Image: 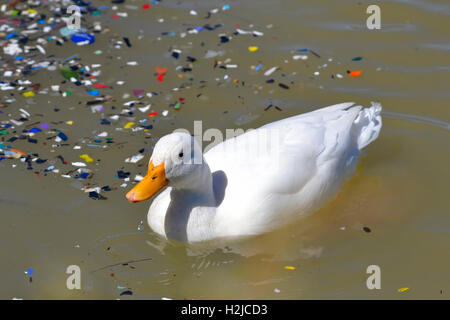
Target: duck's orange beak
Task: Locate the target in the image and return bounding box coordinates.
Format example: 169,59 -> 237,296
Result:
126,160 -> 168,203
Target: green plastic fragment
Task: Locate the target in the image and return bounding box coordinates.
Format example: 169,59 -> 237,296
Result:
59,64 -> 79,80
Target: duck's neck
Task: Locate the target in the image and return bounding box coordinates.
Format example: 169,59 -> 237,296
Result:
172,160 -> 215,202
164,161 -> 217,242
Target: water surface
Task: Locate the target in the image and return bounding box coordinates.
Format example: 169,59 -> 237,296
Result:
0,0 -> 449,299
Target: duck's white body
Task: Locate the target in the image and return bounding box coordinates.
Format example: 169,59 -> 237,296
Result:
139,102 -> 382,242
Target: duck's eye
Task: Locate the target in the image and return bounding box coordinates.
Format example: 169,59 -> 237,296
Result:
178,152 -> 183,158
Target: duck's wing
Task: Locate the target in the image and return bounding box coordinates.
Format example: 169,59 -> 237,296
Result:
207,102 -> 381,191
258,102 -> 363,194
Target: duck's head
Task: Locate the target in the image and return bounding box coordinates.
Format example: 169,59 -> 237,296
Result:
126,132 -> 205,203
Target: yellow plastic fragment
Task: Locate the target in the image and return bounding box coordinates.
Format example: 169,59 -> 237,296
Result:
79,154 -> 94,163
398,287 -> 409,292
248,46 -> 259,52
124,122 -> 135,129
284,266 -> 296,270
23,91 -> 35,98
66,121 -> 74,125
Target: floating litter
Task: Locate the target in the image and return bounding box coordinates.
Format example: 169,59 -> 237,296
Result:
284,266 -> 296,270
349,70 -> 363,77
22,91 -> 35,98
124,122 -> 135,129
71,32 -> 95,45
79,154 -> 94,163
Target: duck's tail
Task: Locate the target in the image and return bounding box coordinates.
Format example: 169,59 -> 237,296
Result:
352,102 -> 382,150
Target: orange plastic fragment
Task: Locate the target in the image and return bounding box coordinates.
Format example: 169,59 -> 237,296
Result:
9,148 -> 27,156
155,67 -> 167,74
349,70 -> 363,77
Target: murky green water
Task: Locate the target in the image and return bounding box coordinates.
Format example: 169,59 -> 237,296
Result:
0,0 -> 449,299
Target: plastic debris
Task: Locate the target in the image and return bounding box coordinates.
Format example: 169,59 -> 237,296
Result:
284,266 -> 296,270
264,66 -> 278,76
125,154 -> 144,163
71,32 -> 96,45
72,162 -> 87,167
349,70 -> 363,77
124,122 -> 135,129
0,0 -> 371,206
120,290 -> 133,296
80,154 -> 94,163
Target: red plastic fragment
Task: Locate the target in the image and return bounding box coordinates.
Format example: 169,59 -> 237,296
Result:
157,73 -> 165,82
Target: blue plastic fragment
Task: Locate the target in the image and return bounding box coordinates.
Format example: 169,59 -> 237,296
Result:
71,32 -> 95,45
87,90 -> 100,96
298,48 -> 309,52
57,132 -> 68,141
28,128 -> 42,133
62,54 -> 79,63
80,173 -> 89,179
6,33 -> 17,39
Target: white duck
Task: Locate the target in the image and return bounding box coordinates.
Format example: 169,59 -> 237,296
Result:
126,102 -> 382,242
